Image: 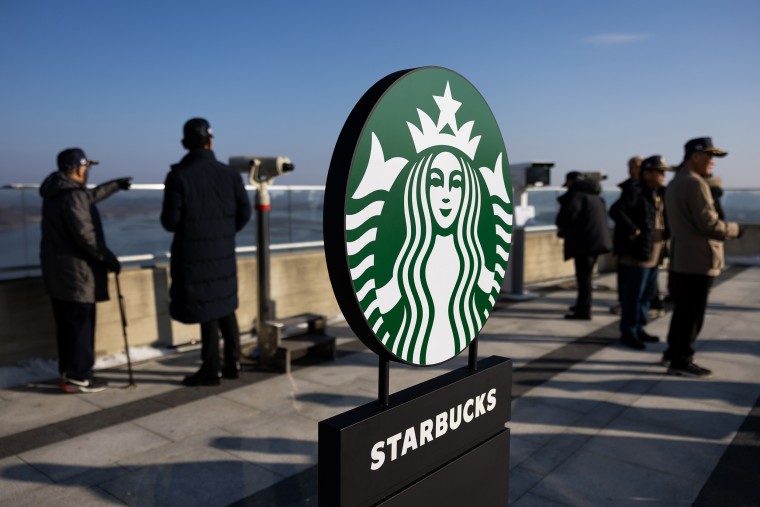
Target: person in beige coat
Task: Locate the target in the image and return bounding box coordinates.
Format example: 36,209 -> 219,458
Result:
664,137 -> 743,377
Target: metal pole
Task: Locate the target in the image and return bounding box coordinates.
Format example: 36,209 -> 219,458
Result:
115,273 -> 136,388
379,357 -> 389,407
256,182 -> 274,359
468,338 -> 478,371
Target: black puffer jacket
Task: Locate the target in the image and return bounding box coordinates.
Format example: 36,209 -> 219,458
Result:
610,182 -> 668,261
161,149 -> 252,323
555,179 -> 612,260
39,172 -> 121,302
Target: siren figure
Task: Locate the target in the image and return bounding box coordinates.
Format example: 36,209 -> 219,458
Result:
383,149 -> 490,364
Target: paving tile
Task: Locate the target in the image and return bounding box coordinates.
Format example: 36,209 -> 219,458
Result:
582,420 -> 730,482
18,422 -> 169,483
645,375 -> 760,414
219,374 -> 373,417
0,390 -> 100,438
0,481 -> 125,507
528,449 -> 699,507
509,398 -> 587,446
508,465 -> 547,505
133,395 -> 259,442
101,445 -> 281,507
218,408 -> 319,476
290,359 -> 376,389
519,431 -> 593,477
509,435 -> 543,470
0,455 -> 53,503
616,394 -> 748,441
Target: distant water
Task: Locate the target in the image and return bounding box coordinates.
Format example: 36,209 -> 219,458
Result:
0,187 -> 325,276
2,186 -> 760,277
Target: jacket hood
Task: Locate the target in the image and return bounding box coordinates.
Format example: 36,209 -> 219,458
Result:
568,178 -> 602,195
39,171 -> 81,199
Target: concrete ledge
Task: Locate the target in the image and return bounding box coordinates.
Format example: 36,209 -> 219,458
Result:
0,250 -> 340,365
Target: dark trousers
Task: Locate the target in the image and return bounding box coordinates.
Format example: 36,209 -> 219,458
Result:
619,265 -> 658,338
199,312 -> 241,375
573,254 -> 597,316
51,298 -> 96,381
665,272 -> 714,366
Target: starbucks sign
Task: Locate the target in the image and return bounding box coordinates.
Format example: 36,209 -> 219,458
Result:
324,67 -> 513,366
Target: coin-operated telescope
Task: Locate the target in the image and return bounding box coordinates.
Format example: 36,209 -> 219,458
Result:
505,161 -> 554,301
229,156 -> 294,185
510,161 -> 554,208
229,155 -> 295,367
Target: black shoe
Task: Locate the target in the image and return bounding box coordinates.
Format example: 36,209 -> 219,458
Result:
620,334 -> 646,350
660,355 -> 671,367
609,304 -> 622,315
568,305 -> 577,312
182,371 -> 221,386
638,330 -> 660,343
221,365 -> 240,379
59,376 -> 108,393
668,362 -> 712,378
564,312 -> 591,320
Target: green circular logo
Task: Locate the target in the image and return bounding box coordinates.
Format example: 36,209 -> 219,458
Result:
325,67 -> 513,366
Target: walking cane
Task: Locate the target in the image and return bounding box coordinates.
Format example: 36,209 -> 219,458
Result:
115,273 -> 136,388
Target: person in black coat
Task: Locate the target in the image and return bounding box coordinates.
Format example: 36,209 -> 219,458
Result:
556,172 -> 612,320
609,155 -> 668,350
611,156 -> 642,314
40,148 -> 132,393
161,118 -> 252,386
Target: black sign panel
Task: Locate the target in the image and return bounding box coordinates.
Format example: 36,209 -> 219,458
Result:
318,356 -> 512,506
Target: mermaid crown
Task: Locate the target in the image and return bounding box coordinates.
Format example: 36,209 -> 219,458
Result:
407,81 -> 481,159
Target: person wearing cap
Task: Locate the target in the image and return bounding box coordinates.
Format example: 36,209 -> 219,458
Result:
663,137 -> 742,377
555,171 -> 612,320
161,118 -> 252,386
610,155 -> 669,350
39,148 -> 132,393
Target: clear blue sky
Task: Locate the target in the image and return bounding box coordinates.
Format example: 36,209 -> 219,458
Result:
2,0 -> 759,187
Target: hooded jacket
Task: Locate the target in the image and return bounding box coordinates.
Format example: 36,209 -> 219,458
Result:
39,172 -> 121,302
609,181 -> 668,262
555,179 -> 612,260
161,149 -> 252,323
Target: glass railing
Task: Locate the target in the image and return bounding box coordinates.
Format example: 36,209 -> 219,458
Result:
2,183 -> 759,279
0,184 -> 325,279
521,186 -> 760,228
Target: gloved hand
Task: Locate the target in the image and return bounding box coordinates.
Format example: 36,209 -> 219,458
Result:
103,250 -> 121,274
116,177 -> 133,190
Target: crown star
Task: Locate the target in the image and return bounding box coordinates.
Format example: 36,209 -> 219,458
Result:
434,82 -> 461,131
407,81 -> 481,159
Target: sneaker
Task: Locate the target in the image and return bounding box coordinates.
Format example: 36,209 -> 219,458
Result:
660,356 -> 671,367
182,371 -> 221,387
668,362 -> 713,378
620,334 -> 646,350
59,376 -> 108,393
638,330 -> 660,343
609,305 -> 622,315
564,312 -> 591,320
